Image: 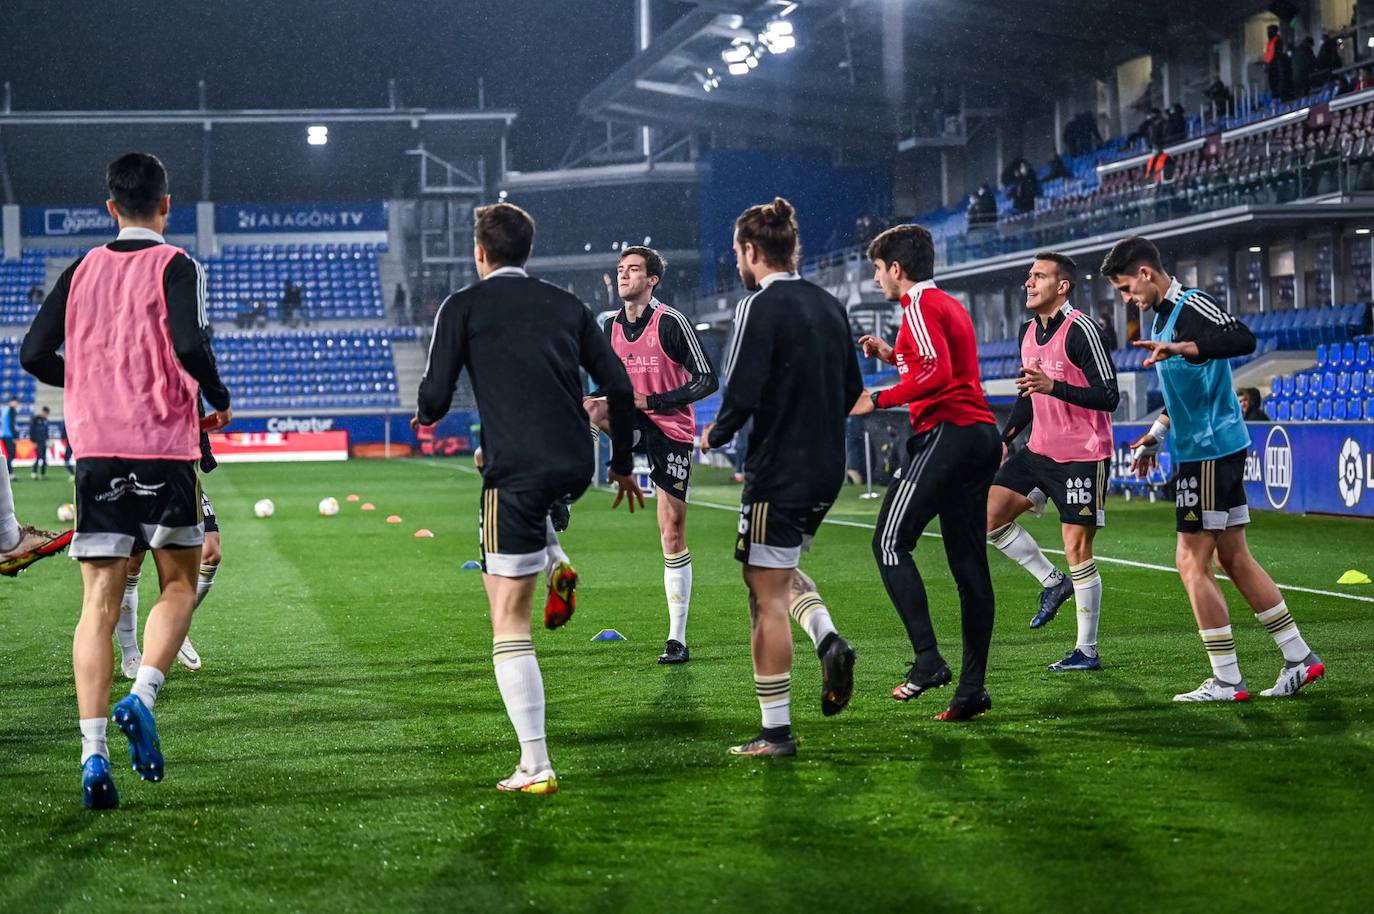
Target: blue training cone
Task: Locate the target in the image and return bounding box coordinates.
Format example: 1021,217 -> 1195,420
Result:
591,629 -> 627,642
460,560 -> 482,571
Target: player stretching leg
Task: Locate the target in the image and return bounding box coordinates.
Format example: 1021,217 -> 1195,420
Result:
0,444 -> 73,576
703,197 -> 860,757
584,245 -> 718,664
1103,235 -> 1323,702
474,445 -> 577,629
988,253 -> 1118,671
21,153 -> 232,808
853,225 -> 1001,721
416,203 -> 640,794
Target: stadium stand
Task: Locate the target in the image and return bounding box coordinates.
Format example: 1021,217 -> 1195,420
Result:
0,337 -> 39,405
214,327 -> 412,411
0,250 -> 48,324
1266,336 -> 1374,421
204,243 -> 387,323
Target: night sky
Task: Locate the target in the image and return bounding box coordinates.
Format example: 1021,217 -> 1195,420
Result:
1,0 -> 686,171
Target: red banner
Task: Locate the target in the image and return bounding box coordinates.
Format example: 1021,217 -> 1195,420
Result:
205,430 -> 350,463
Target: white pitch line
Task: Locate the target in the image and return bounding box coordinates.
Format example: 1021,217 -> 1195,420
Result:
400,461 -> 1374,605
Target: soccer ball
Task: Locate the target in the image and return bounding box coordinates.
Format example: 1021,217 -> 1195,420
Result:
318,497 -> 340,516
254,498 -> 275,518
57,503 -> 75,523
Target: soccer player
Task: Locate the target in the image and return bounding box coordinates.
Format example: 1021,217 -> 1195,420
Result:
118,414 -> 223,677
987,253 -> 1118,671
1102,235 -> 1323,702
415,202 -> 640,794
584,245 -> 718,665
850,224 -> 1001,721
702,197 -> 861,757
20,153 -> 232,809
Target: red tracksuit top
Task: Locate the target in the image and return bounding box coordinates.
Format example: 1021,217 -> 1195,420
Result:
874,281 -> 995,434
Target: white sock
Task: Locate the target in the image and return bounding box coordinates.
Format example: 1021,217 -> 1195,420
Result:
1255,602 -> 1311,663
1070,559 -> 1102,655
0,468 -> 18,551
755,673 -> 791,730
80,717 -> 108,764
117,574 -> 141,660
130,665 -> 166,711
195,562 -> 218,610
989,522 -> 1062,586
544,516 -> 569,580
492,638 -> 550,772
664,550 -> 691,645
1200,625 -> 1243,684
788,591 -> 837,649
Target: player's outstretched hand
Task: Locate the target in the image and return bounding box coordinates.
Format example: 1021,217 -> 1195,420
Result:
1016,362 -> 1054,396
857,334 -> 895,365
1133,339 -> 1192,367
409,415 -> 420,433
608,471 -> 645,513
1128,431 -> 1159,478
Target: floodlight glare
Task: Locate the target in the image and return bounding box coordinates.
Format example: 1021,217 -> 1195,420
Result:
767,19 -> 793,36
307,125 -> 328,146
722,45 -> 750,64
728,62 -> 750,76
746,55 -> 759,68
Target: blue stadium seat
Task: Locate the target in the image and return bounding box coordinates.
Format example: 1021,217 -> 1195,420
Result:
1367,398 -> 1374,420
1304,400 -> 1318,421
1359,340 -> 1372,369
1319,400 -> 1333,421
1316,343 -> 1329,366
1274,401 -> 1290,422
1334,399 -> 1348,420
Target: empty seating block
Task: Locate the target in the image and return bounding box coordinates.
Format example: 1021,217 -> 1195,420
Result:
203,242 -> 385,323
214,328 -> 403,410
0,251 -> 49,324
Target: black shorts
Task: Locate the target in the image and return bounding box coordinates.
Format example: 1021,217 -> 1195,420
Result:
480,478 -> 589,577
633,412 -> 693,501
73,458 -> 203,560
131,490 -> 216,555
1173,448 -> 1250,533
994,448 -> 1108,527
734,494 -> 833,569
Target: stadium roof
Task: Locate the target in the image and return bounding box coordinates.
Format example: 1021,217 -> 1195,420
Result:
581,0 -> 1272,150
0,105 -> 514,203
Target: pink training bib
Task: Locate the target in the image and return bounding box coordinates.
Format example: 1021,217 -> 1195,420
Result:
611,305 -> 696,444
64,244 -> 201,461
1024,310 -> 1113,463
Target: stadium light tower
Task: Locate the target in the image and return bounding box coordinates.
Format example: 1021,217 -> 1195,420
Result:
307,124 -> 328,146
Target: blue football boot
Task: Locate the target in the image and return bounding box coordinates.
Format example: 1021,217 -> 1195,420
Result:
112,694 -> 164,783
82,755 -> 119,810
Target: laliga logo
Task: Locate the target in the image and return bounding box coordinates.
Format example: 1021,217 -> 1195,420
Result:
1337,438 -> 1365,509
1263,426 -> 1292,509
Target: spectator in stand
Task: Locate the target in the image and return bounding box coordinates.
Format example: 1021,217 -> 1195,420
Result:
1293,36 -> 1317,97
27,284 -> 44,306
1009,161 -> 1040,214
393,283 -> 408,324
1062,111 -> 1103,158
967,183 -> 998,228
1206,78 -> 1236,117
1237,388 -> 1269,421
1264,25 -> 1291,102
1164,103 -> 1187,144
253,300 -> 268,329
1316,32 -> 1344,83
1144,145 -> 1172,183
1356,67 -> 1374,92
280,280 -> 303,327
235,296 -> 253,329
1000,156 -> 1033,190
1046,153 -> 1071,180
1097,310 -> 1119,351
1128,108 -> 1166,148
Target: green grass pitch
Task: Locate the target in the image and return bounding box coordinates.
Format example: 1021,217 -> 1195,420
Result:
1,458 -> 1371,913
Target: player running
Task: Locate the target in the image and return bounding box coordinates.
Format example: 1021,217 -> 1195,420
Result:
988,252 -> 1118,671
703,197 -> 861,758
416,202 -> 640,795
21,153 -> 231,809
117,409 -> 223,677
1103,235 -> 1324,702
584,245 -> 718,665
850,224 -> 1001,721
